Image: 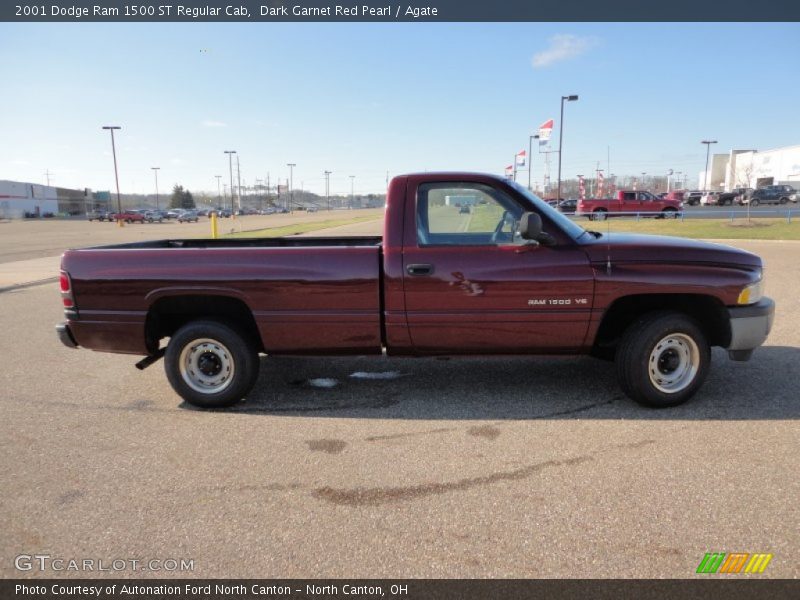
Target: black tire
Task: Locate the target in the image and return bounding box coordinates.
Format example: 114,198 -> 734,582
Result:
662,208 -> 678,219
164,320 -> 260,408
591,209 -> 607,221
750,199 -> 759,207
615,311 -> 710,408
779,197 -> 788,204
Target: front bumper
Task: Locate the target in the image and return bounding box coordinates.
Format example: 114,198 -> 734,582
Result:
56,322 -> 79,349
726,297 -> 775,361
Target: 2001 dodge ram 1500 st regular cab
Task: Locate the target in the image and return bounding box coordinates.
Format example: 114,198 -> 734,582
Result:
56,173 -> 774,409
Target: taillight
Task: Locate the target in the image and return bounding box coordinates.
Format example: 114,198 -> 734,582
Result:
60,271 -> 75,309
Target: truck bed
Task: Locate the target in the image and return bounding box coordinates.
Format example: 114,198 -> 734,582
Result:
81,235 -> 382,251
61,236 -> 384,356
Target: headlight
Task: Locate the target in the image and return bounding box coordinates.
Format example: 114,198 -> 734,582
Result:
737,276 -> 764,305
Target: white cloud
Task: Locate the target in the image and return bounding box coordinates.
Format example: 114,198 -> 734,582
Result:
201,120 -> 227,128
532,34 -> 598,69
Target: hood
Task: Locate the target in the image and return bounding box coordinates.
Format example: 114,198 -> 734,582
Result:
580,233 -> 762,268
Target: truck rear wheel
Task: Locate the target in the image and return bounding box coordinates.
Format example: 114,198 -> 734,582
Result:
164,320 -> 259,408
591,209 -> 607,221
616,311 -> 710,408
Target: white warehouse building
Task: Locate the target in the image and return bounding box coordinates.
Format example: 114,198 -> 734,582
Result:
699,144 -> 800,192
0,180 -> 59,218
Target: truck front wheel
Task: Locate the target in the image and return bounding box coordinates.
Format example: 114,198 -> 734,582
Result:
164,320 -> 259,408
616,312 -> 710,408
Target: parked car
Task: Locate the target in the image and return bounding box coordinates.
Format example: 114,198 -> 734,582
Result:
165,209 -> 183,219
683,191 -> 703,206
662,190 -> 686,203
576,190 -> 682,220
144,210 -> 166,223
56,171 -> 774,410
742,185 -> 797,206
717,188 -> 750,206
700,192 -> 720,206
87,210 -> 112,222
458,205 -> 471,214
109,210 -> 145,223
733,188 -> 754,205
177,210 -> 199,223
307,206 -> 319,213
558,198 -> 578,212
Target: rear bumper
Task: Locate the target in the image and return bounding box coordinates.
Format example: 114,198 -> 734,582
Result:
56,322 -> 79,349
726,297 -> 775,361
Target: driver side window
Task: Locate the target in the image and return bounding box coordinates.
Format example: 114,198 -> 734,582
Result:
416,182 -> 523,246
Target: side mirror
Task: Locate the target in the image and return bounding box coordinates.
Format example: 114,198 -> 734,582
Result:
519,212 -> 543,240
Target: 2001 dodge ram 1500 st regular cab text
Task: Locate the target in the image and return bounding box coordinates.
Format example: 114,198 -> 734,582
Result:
56,173 -> 774,409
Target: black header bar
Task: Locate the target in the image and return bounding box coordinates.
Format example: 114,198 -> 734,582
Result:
3,0 -> 800,22
3,579 -> 800,600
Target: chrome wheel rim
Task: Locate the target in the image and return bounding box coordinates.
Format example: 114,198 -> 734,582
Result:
648,333 -> 699,394
179,338 -> 235,394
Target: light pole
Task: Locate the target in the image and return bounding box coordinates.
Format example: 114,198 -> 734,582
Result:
641,172 -> 647,191
324,170 -> 332,211
349,175 -> 355,209
236,154 -> 242,213
215,175 -> 222,207
224,151 -> 236,212
102,126 -> 123,226
701,140 -> 718,194
286,163 -> 296,212
528,134 -> 539,190
151,167 -> 160,210
556,94 -> 578,203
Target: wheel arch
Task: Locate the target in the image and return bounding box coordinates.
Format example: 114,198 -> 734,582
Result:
593,293 -> 730,356
145,292 -> 263,354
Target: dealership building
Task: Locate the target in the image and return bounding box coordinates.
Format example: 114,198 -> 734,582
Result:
0,180 -> 109,218
699,144 -> 800,192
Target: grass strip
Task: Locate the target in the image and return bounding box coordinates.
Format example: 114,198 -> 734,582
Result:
222,215 -> 380,238
573,216 -> 800,240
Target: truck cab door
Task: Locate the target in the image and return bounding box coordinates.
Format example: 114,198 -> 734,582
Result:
401,180 -> 594,353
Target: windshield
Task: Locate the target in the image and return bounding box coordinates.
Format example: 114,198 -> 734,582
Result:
508,181 -> 588,241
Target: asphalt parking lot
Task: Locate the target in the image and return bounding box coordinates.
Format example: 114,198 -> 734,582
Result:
0,225 -> 798,578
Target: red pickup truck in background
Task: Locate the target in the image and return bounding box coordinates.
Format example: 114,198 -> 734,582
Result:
109,210 -> 146,223
577,190 -> 683,220
56,173 -> 773,409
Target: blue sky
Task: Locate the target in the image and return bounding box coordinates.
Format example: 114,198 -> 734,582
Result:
1,22 -> 799,195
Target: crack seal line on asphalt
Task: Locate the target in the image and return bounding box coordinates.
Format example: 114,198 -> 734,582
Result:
0,276 -> 59,294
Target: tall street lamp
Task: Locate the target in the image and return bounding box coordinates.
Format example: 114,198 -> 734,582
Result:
215,175 -> 222,207
224,151 -> 236,212
349,175 -> 355,210
324,170 -> 332,211
528,134 -> 539,191
641,172 -> 647,190
151,167 -> 160,210
286,163 -> 296,212
556,94 -> 578,203
102,126 -> 122,226
236,154 -> 242,213
701,140 -> 718,193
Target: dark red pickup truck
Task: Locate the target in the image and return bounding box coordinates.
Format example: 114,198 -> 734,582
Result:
577,190 -> 683,220
56,173 -> 774,409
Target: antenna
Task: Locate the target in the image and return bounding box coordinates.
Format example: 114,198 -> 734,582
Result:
606,214 -> 611,275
